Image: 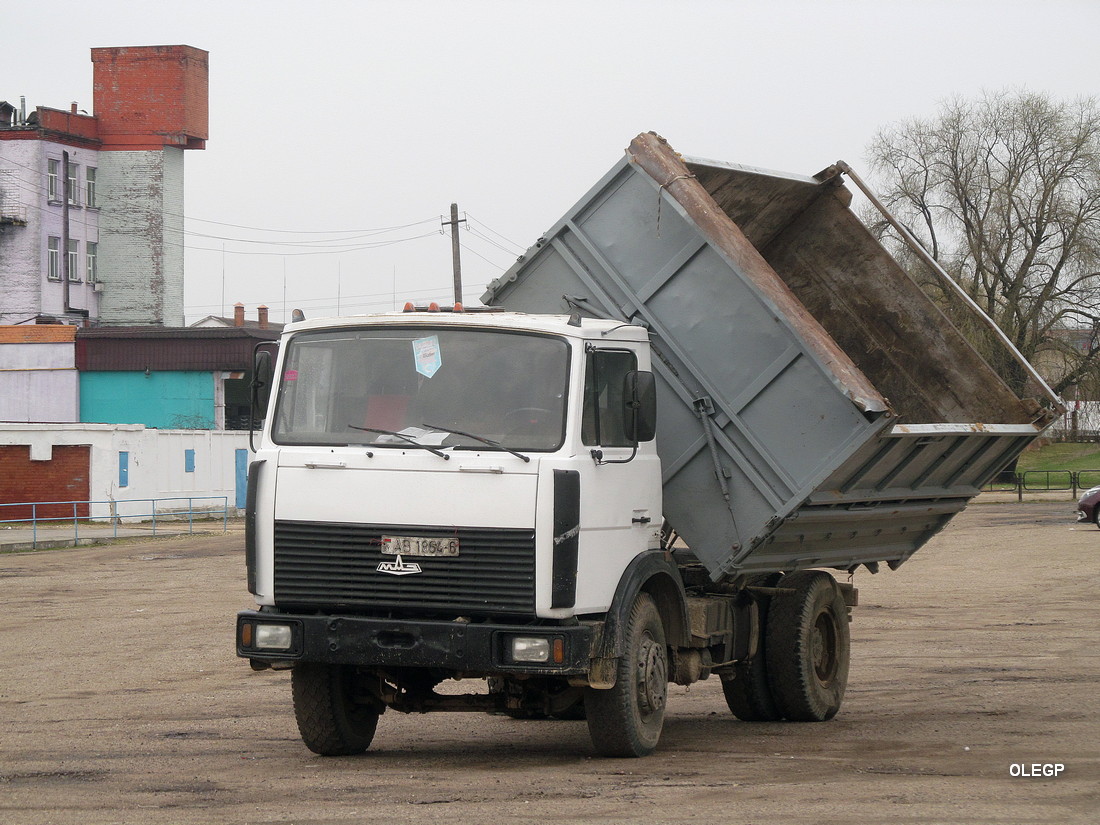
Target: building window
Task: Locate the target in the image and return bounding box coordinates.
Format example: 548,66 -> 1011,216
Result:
86,167 -> 97,208
47,158 -> 59,201
47,237 -> 60,280
67,163 -> 80,206
87,242 -> 98,283
67,239 -> 80,281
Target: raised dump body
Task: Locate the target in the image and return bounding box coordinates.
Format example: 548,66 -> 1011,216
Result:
483,132 -> 1056,581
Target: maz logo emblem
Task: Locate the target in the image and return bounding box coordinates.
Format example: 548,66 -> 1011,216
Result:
377,554 -> 422,576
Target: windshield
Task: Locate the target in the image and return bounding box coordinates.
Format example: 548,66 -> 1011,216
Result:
272,327 -> 569,451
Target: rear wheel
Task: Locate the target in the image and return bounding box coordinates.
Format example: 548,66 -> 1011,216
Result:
721,573 -> 783,721
765,571 -> 850,721
585,593 -> 668,757
292,663 -> 380,755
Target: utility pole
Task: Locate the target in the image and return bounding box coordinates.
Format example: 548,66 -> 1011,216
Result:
442,203 -> 466,305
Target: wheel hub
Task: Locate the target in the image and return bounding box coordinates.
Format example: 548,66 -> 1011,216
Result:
811,611 -> 838,684
637,634 -> 667,715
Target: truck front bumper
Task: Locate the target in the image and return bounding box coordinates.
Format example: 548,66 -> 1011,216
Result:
236,610 -> 597,676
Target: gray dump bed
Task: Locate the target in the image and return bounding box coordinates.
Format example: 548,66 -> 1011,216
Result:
483,133 -> 1057,581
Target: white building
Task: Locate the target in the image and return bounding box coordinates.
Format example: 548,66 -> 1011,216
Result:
0,105 -> 102,324
0,45 -> 208,328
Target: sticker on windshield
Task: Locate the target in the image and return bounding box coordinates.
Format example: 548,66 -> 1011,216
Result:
412,335 -> 442,378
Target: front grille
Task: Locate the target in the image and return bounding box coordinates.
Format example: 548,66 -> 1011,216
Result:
274,520 -> 536,616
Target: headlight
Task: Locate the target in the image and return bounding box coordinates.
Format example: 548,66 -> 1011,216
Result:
511,637 -> 550,662
508,635 -> 566,664
255,624 -> 294,650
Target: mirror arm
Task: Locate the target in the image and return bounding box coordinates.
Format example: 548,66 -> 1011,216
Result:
592,445 -> 638,466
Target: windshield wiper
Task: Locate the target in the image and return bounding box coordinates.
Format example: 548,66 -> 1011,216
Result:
421,423 -> 531,463
347,425 -> 450,460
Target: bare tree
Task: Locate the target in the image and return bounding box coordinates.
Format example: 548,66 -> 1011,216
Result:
866,90 -> 1100,397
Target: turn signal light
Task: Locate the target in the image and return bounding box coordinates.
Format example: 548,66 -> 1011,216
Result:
400,301 -> 472,313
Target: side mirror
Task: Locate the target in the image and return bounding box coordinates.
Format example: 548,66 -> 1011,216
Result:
623,370 -> 657,443
252,349 -> 274,416
251,349 -> 275,440
250,348 -> 275,451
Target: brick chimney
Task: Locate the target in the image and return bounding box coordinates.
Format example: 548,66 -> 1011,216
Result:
257,305 -> 269,330
233,302 -> 245,327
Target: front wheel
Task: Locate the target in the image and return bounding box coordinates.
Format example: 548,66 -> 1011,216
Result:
291,663 -> 380,755
585,593 -> 668,757
765,571 -> 850,722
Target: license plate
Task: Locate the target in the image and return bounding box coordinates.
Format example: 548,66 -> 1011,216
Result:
381,535 -> 460,557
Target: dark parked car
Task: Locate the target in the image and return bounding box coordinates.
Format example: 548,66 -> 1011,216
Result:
1076,486 -> 1100,527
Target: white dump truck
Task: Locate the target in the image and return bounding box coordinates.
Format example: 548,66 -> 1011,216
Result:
236,133 -> 1058,757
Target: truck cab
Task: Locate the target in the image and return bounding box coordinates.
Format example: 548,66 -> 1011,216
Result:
238,310 -> 683,756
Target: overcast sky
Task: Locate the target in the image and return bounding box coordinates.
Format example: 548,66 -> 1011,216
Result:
6,0 -> 1099,324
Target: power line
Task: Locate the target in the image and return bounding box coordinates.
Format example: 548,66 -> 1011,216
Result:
180,215 -> 439,235
465,214 -> 525,253
458,239 -> 509,270
2,155 -> 526,254
182,231 -> 441,256
465,225 -> 522,257
2,153 -> 528,272
183,228 -> 438,247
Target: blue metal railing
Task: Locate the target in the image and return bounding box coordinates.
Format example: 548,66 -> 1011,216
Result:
0,496 -> 229,549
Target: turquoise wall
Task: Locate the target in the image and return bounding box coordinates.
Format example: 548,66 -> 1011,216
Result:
80,372 -> 215,429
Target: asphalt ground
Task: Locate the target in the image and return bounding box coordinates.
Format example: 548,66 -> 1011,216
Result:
1,498 -> 1096,824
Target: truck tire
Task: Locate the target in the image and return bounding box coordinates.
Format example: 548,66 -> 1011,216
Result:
585,592 -> 667,757
721,573 -> 782,721
291,663 -> 379,756
765,571 -> 849,722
